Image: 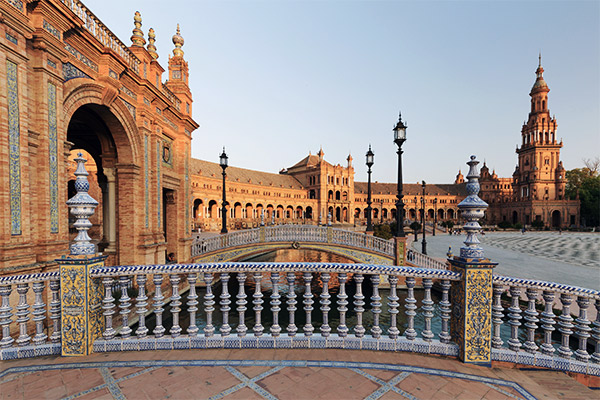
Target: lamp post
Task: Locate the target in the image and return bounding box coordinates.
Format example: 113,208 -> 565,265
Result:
414,196 -> 418,242
421,180 -> 427,254
366,145 -> 374,234
433,198 -> 438,236
219,147 -> 228,234
393,113 -> 407,237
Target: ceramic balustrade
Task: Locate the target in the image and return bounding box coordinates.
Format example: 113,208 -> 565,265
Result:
406,251 -> 448,270
0,272 -> 62,359
491,275 -> 600,371
89,262 -> 460,355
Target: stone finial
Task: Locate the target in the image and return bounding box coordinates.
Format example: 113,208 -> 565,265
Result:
457,155 -> 488,260
172,24 -> 184,57
131,11 -> 146,47
66,153 -> 99,255
327,212 -> 332,226
147,28 -> 158,60
261,210 -> 265,226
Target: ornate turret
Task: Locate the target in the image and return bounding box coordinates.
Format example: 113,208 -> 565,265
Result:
317,147 -> 324,162
172,24 -> 184,58
66,153 -> 99,255
455,170 -> 464,184
457,155 -> 488,260
347,153 -> 353,168
147,28 -> 158,60
130,11 -> 146,47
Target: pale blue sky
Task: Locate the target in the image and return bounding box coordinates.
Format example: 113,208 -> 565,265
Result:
89,0 -> 599,183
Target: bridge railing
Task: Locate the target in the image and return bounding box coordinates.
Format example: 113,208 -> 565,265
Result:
265,225 -> 327,243
0,262 -> 598,376
406,250 -> 448,270
331,229 -> 395,257
191,225 -> 396,259
0,272 -> 62,357
491,275 -> 600,365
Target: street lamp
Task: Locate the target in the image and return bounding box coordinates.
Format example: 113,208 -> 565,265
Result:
219,147 -> 228,234
366,145 -> 374,233
433,198 -> 438,236
421,180 -> 427,254
393,112 -> 407,237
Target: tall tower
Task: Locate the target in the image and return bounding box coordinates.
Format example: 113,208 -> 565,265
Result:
166,25 -> 193,118
514,56 -> 566,202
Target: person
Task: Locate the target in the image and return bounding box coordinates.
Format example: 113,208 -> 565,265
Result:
166,252 -> 177,264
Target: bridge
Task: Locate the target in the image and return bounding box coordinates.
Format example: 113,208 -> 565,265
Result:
191,225 -> 447,270
0,154 -> 598,392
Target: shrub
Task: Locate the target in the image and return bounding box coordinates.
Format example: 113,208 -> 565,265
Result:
497,221 -> 512,230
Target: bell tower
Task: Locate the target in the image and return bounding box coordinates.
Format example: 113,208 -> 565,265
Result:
514,56 -> 565,202
165,24 -> 193,118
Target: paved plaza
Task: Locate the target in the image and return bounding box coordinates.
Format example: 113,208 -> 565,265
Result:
1,349 -> 597,400
416,231 -> 600,290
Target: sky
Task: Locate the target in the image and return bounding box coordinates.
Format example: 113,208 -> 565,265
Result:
88,0 -> 599,184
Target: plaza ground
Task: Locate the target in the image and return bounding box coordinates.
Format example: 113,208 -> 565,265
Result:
1,348 -> 597,400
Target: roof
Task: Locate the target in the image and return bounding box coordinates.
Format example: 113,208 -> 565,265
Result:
354,182 -> 467,197
191,158 -> 304,189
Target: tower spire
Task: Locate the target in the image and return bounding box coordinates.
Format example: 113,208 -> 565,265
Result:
130,11 -> 146,47
147,28 -> 158,60
172,24 -> 184,58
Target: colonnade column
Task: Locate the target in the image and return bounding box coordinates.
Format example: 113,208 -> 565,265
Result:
104,167 -> 117,253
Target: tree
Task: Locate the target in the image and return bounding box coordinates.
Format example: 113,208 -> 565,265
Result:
373,224 -> 393,240
409,221 -> 421,234
566,161 -> 600,227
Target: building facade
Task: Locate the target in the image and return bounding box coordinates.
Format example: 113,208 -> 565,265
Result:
0,1 -> 198,274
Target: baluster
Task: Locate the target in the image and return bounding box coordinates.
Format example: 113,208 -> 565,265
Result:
286,272 -> 297,336
252,272 -> 264,337
220,273 -> 231,336
270,272 -> 281,337
337,273 -> 349,337
204,273 -> 215,337
135,274 -> 149,338
320,273 -> 331,337
303,272 -> 314,336
557,293 -> 574,358
491,284 -> 504,349
32,281 -> 47,345
439,279 -> 451,343
421,278 -> 434,341
404,277 -> 417,340
507,286 -> 523,351
152,274 -> 165,338
539,290 -> 556,355
370,275 -> 382,339
236,272 -> 247,337
353,274 -> 365,338
118,276 -> 132,338
0,285 -> 14,347
49,279 -> 61,343
523,288 -> 539,353
102,277 -> 116,340
15,283 -> 31,346
387,276 -> 399,339
169,274 -> 182,337
574,296 -> 591,362
187,273 -> 199,336
592,299 -> 600,363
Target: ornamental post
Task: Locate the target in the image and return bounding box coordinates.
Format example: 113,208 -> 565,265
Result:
448,155 -> 497,365
58,153 -> 106,356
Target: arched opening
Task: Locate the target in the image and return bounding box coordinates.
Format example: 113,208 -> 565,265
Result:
512,211 -> 518,224
354,208 -> 361,219
409,208 -> 416,220
335,191 -> 341,201
193,199 -> 203,220
256,204 -> 264,220
428,209 -> 434,219
373,208 -> 379,219
382,208 -> 388,220
296,206 -> 303,220
335,207 -> 341,222
276,205 -> 284,219
328,190 -> 333,201
342,191 -> 348,201
309,189 -> 316,199
447,209 -> 455,220
552,210 -> 561,228
342,207 -> 348,222
245,203 -> 253,220
233,202 -> 242,218
208,200 -> 218,218
66,103 -> 136,263
305,206 -> 313,220
286,205 -> 293,219
438,209 -> 445,221
266,204 -> 274,220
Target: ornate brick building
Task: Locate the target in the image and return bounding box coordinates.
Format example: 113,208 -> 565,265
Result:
1,1 -> 198,274
478,58 -> 579,227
